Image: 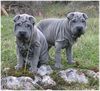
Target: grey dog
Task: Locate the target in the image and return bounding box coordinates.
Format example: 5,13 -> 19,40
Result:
14,14 -> 48,72
36,12 -> 88,68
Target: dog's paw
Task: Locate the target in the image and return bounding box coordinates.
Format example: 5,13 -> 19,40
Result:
29,67 -> 37,74
15,65 -> 23,70
68,61 -> 75,64
55,63 -> 63,69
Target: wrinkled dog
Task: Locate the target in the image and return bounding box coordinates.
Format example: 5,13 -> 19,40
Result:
37,12 -> 88,68
14,14 -> 48,72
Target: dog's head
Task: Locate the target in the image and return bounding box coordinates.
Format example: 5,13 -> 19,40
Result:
13,14 -> 36,41
66,12 -> 88,37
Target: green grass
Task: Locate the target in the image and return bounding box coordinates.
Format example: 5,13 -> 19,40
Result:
1,15 -> 99,90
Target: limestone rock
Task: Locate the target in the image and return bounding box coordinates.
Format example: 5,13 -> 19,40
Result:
33,75 -> 56,87
34,65 -> 56,87
85,70 -> 99,79
41,75 -> 56,86
1,76 -> 37,90
59,68 -> 88,84
1,65 -> 56,90
37,65 -> 53,76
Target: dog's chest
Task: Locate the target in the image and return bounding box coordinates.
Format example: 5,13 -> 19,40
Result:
18,43 -> 34,58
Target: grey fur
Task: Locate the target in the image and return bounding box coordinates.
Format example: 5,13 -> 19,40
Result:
36,12 -> 88,68
14,14 -> 48,72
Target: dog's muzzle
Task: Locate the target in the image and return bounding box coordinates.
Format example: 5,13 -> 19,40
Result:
73,26 -> 84,37
76,26 -> 83,33
19,31 -> 26,37
17,31 -> 29,41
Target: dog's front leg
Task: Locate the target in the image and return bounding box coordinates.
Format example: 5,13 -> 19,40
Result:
55,42 -> 63,68
66,45 -> 74,64
29,46 -> 40,73
15,47 -> 24,70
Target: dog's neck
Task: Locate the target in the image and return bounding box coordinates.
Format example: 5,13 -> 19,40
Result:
16,39 -> 30,50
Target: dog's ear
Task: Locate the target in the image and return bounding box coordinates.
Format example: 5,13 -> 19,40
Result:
13,14 -> 20,22
29,16 -> 36,25
83,13 -> 88,20
66,12 -> 74,20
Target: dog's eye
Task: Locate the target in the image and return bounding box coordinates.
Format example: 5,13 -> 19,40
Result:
33,22 -> 35,26
81,19 -> 85,23
16,23 -> 21,27
27,24 -> 30,27
26,24 -> 31,28
17,23 -> 21,26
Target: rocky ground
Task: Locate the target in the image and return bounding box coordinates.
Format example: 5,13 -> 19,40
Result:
1,65 -> 99,90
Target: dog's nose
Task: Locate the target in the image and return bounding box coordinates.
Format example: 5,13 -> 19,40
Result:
19,31 -> 26,36
76,26 -> 83,31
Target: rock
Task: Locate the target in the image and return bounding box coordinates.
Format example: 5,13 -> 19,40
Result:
33,75 -> 56,87
96,72 -> 99,79
85,70 -> 99,79
17,76 -> 37,90
59,68 -> 88,84
1,76 -> 20,90
33,76 -> 42,84
41,75 -> 56,86
1,76 -> 37,90
37,65 -> 53,76
33,65 -> 56,87
1,65 -> 56,90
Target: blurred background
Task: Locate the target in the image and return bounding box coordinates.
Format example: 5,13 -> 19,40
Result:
1,1 -> 99,18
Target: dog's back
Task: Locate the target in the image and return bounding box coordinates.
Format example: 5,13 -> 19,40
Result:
37,18 -> 64,32
36,18 -> 66,45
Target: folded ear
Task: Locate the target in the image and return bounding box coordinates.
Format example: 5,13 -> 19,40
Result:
29,15 -> 36,25
66,12 -> 74,20
13,14 -> 20,22
83,13 -> 88,20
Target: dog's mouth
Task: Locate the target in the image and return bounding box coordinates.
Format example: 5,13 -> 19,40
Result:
17,35 -> 29,42
73,31 -> 84,38
75,32 -> 82,37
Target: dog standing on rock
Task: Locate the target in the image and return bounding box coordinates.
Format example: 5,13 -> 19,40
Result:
13,14 -> 48,73
37,12 -> 88,68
